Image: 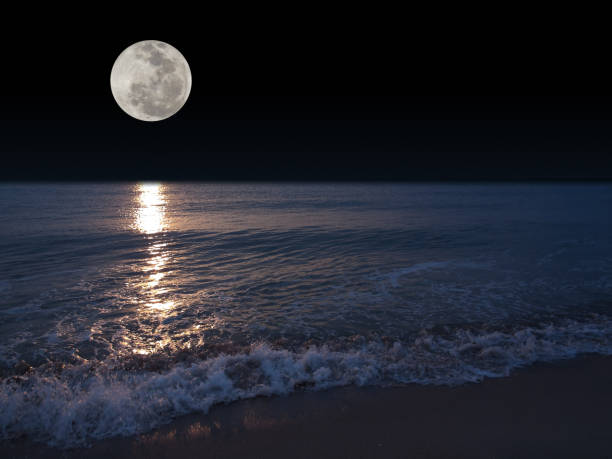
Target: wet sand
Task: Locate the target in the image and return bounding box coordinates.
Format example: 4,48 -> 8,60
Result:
3,354 -> 612,458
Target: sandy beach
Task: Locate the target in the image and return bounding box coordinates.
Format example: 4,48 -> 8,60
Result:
2,354 -> 611,459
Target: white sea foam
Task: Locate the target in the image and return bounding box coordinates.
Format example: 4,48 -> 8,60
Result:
1,317 -> 612,448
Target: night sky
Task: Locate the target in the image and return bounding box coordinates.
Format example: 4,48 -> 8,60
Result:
1,19 -> 610,181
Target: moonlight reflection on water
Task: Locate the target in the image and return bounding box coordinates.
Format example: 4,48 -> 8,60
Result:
135,183 -> 167,234
133,183 -> 177,353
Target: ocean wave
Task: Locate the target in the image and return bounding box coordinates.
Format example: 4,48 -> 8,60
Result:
1,316 -> 612,448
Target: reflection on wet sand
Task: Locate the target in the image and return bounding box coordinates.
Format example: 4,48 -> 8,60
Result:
134,405 -> 289,449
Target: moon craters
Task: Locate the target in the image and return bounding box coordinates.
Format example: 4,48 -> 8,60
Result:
110,40 -> 191,121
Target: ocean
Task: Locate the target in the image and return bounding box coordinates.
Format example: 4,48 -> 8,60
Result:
0,183 -> 611,447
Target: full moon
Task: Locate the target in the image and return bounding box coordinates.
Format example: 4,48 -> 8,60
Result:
110,40 -> 191,121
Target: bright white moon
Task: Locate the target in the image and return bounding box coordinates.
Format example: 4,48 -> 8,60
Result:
110,40 -> 191,121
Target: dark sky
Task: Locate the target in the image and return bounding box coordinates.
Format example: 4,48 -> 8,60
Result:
1,16 -> 610,181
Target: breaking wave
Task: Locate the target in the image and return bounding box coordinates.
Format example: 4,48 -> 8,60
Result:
1,315 -> 612,448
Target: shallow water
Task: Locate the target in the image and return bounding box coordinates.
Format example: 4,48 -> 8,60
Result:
1,183 -> 611,446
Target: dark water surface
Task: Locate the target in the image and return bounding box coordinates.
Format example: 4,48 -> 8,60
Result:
1,183 -> 611,446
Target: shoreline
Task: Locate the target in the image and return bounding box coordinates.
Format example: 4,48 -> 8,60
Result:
3,354 -> 612,458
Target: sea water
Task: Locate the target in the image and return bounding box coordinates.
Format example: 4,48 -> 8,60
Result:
0,183 -> 611,446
